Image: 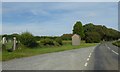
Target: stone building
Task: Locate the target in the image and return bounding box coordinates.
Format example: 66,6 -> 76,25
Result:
72,34 -> 81,45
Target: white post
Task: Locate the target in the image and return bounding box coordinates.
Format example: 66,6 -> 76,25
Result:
13,37 -> 16,51
2,37 -> 6,44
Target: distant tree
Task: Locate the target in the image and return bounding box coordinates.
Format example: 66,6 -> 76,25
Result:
83,23 -> 120,42
85,32 -> 101,43
11,33 -> 20,40
61,34 -> 73,40
73,21 -> 84,38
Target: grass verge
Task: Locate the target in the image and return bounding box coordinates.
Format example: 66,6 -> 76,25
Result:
112,41 -> 120,47
2,41 -> 97,61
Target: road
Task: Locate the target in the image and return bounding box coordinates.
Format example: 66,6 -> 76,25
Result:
2,42 -> 119,70
2,46 -> 96,70
85,42 -> 119,70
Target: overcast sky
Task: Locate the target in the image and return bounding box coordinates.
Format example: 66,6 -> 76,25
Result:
2,2 -> 118,36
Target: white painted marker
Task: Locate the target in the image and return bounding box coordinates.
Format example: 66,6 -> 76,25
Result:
89,53 -> 92,58
87,58 -> 89,61
108,47 -> 110,50
84,62 -> 88,67
112,50 -> 119,55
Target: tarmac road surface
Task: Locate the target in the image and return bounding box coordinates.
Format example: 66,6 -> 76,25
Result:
2,46 -> 96,70
2,42 -> 119,70
85,42 -> 119,70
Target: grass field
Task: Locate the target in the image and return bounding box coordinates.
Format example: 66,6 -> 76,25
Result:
2,41 -> 98,61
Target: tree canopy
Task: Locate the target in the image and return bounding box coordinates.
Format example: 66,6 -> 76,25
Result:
73,21 -> 84,38
83,23 -> 120,43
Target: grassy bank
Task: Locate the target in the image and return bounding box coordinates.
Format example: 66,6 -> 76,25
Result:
2,41 -> 97,61
112,41 -> 120,47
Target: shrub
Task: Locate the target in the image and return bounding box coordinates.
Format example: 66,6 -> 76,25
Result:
55,38 -> 63,45
40,38 -> 63,46
40,38 -> 54,46
53,41 -> 60,46
19,32 -> 38,48
113,41 -> 120,47
61,34 -> 73,40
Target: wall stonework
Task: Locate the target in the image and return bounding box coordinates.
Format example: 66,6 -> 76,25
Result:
72,34 -> 81,45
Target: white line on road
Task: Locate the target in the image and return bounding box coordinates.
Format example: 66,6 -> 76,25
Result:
108,47 -> 110,50
84,52 -> 92,67
87,58 -> 89,61
112,50 -> 119,55
88,53 -> 91,58
106,45 -> 119,55
84,62 -> 88,67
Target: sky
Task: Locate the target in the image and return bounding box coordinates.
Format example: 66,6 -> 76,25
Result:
2,2 -> 118,36
2,0 -> 120,2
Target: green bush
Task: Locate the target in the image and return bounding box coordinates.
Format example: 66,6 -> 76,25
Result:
53,41 -> 60,46
61,34 -> 73,40
19,32 -> 38,48
113,41 -> 120,47
55,38 -> 63,45
40,38 -> 63,46
40,38 -> 54,46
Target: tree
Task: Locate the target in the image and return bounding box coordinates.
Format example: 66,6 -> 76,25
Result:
83,23 -> 120,42
61,34 -> 73,40
85,32 -> 101,43
19,32 -> 38,48
73,21 -> 84,38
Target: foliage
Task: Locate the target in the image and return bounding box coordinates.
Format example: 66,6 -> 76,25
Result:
113,41 -> 120,47
61,34 -> 73,40
73,21 -> 85,38
19,32 -> 38,48
34,36 -> 60,41
2,33 -> 20,41
55,38 -> 63,45
40,38 -> 54,46
40,38 -> 63,46
85,32 -> 101,43
83,23 -> 120,43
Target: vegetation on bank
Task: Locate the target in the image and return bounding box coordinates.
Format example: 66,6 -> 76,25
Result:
2,41 -> 97,61
112,41 -> 120,47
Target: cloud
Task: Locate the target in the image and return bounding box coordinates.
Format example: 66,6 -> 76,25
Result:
30,9 -> 50,16
2,2 -> 118,35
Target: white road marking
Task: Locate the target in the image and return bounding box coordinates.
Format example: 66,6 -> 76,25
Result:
87,58 -> 89,61
84,52 -> 93,67
84,62 -> 88,67
108,47 -> 110,50
88,53 -> 91,58
106,45 -> 119,55
112,50 -> 119,55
